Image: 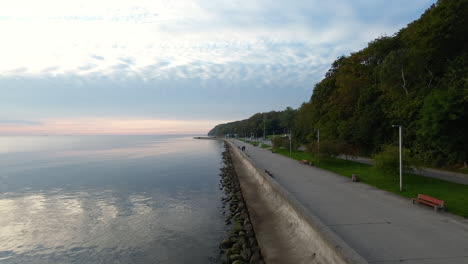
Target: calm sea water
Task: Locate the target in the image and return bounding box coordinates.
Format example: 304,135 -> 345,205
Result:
0,135 -> 225,264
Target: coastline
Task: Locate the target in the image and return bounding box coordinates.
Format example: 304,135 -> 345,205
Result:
225,139 -> 367,264
218,142 -> 265,264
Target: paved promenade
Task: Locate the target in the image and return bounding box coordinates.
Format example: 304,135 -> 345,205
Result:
232,140 -> 468,264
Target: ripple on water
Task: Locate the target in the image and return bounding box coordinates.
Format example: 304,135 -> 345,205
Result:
0,136 -> 225,264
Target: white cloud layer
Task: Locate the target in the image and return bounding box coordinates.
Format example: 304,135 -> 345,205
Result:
0,0 -> 436,134
0,0 -> 435,78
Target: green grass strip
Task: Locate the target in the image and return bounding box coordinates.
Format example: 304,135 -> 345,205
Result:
271,148 -> 468,218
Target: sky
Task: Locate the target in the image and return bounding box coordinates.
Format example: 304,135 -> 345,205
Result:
0,0 -> 436,135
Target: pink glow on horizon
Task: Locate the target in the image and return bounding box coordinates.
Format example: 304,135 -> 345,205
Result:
0,118 -> 225,135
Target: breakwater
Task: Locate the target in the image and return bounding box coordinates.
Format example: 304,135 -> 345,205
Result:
226,139 -> 368,264
219,143 -> 265,264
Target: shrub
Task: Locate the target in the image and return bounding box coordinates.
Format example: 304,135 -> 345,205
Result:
306,140 -> 349,159
305,142 -> 318,154
340,142 -> 358,160
373,145 -> 413,176
319,140 -> 342,158
272,136 -> 289,149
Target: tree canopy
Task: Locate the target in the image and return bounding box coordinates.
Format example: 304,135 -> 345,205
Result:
208,107 -> 297,138
209,0 -> 468,166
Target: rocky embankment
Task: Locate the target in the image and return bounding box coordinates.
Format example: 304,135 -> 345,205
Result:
219,143 -> 264,264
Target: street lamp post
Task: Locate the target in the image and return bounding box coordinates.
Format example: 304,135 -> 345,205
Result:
392,125 -> 403,192
317,129 -> 320,153
314,128 -> 320,153
289,129 -> 292,156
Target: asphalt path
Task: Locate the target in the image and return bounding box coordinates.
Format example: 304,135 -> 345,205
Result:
232,139 -> 468,264
337,155 -> 468,185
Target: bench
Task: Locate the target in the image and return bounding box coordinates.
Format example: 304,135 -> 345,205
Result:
412,194 -> 444,211
300,160 -> 314,166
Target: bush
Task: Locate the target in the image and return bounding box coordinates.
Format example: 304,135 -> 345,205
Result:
319,140 -> 342,158
373,145 -> 413,176
306,140 -> 354,159
305,142 -> 318,154
340,142 -> 358,160
272,136 -> 290,149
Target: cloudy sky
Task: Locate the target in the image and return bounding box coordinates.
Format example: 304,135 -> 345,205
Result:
0,0 -> 436,135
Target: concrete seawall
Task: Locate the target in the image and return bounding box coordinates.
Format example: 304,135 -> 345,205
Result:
226,140 -> 368,264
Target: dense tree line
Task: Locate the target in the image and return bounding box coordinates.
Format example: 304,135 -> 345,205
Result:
208,107 -> 296,138
210,0 -> 468,167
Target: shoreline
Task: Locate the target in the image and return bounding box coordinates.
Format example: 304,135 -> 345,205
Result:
226,139 -> 367,264
218,142 -> 264,264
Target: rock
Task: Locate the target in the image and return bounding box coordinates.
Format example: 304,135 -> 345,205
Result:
220,238 -> 233,249
250,245 -> 259,253
221,252 -> 229,264
230,254 -> 244,262
230,235 -> 239,243
248,237 -> 257,247
225,248 -> 233,257
249,251 -> 261,264
233,222 -> 243,233
231,245 -> 240,254
241,241 -> 248,250
219,145 -> 262,264
232,242 -> 241,250
237,236 -> 246,246
241,248 -> 252,261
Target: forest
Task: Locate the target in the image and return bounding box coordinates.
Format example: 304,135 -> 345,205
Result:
208,0 -> 467,167
208,107 -> 297,138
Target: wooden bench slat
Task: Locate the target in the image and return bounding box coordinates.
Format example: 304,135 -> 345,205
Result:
412,193 -> 444,211
418,194 -> 444,205
417,199 -> 438,206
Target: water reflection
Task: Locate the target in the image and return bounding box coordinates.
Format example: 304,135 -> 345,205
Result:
0,136 -> 224,263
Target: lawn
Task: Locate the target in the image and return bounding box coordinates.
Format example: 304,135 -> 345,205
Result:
251,141 -> 260,147
271,148 -> 468,218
